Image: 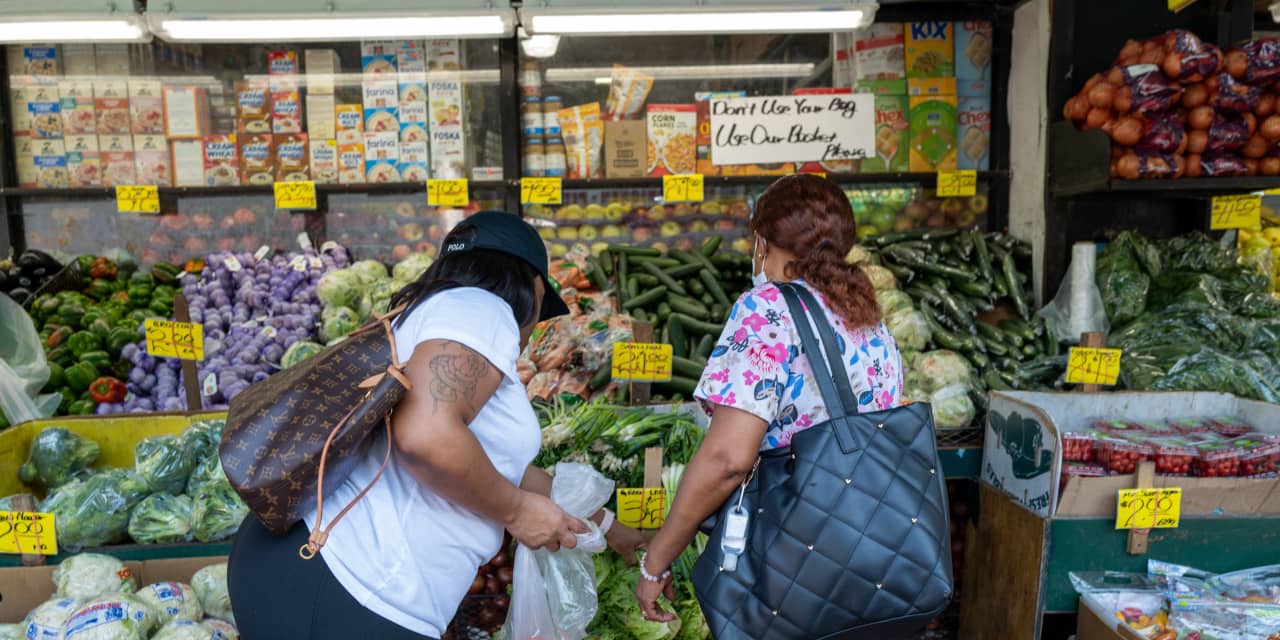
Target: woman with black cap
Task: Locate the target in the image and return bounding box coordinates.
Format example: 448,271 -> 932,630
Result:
228,211 -> 646,639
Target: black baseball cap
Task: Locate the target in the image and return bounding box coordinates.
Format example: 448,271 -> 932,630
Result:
440,210 -> 571,321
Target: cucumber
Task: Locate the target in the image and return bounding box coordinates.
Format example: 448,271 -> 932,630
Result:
699,270 -> 731,307
632,256 -> 682,269
632,308 -> 649,323
999,318 -> 1037,341
607,244 -> 661,257
589,362 -> 612,391
669,296 -> 711,320
688,279 -> 706,296
975,322 -> 1004,343
710,304 -> 726,321
627,277 -> 640,301
630,273 -> 660,288
695,334 -> 714,359
586,261 -> 609,291
967,350 -> 991,369
670,312 -> 724,336
623,285 -> 668,311
701,236 -> 723,256
617,254 -> 630,305
664,263 -> 704,279
668,315 -> 689,358
672,355 -> 706,379
921,305 -> 973,351
599,249 -> 614,276
654,376 -> 699,397
641,261 -> 688,295
671,249 -> 720,276
701,293 -> 715,307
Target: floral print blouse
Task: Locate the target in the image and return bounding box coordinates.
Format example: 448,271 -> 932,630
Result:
693,281 -> 904,451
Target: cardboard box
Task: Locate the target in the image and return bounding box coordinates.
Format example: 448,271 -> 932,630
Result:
905,21 -> 955,78
66,134 -> 101,187
305,94 -> 336,140
397,40 -> 427,74
864,94 -> 910,173
10,79 -> 36,135
128,80 -> 164,134
234,80 -> 271,134
908,77 -> 958,97
336,104 -> 364,145
427,68 -> 465,178
956,21 -> 994,97
274,132 -> 310,182
19,46 -> 58,76
163,86 -> 210,139
1075,598 -> 1148,640
32,138 -> 67,188
203,134 -> 239,186
27,88 -> 62,139
305,49 -> 340,95
694,91 -> 744,177
646,104 -> 696,177
310,139 -> 338,184
14,135 -> 36,187
958,95 -> 991,170
399,101 -> 428,144
909,94 -> 958,171
604,120 -> 647,178
363,131 -> 400,183
133,134 -> 172,186
239,133 -> 274,185
170,138 -> 204,186
361,40 -> 398,77
399,140 -> 429,182
338,143 -> 365,184
58,80 -> 95,135
267,50 -> 299,76
271,88 -> 302,134
362,82 -> 399,127
99,134 -> 135,186
854,23 -> 906,81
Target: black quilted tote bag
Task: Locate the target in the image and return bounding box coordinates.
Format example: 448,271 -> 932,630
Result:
692,283 -> 952,640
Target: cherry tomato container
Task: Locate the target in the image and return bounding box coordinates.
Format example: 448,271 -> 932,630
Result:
1062,431 -> 1099,463
1060,463 -> 1107,493
1098,440 -> 1154,474
1167,418 -> 1213,435
1209,416 -> 1254,438
1233,437 -> 1280,477
1192,442 -> 1242,477
1092,419 -> 1143,437
1152,442 -> 1196,476
1137,420 -> 1176,436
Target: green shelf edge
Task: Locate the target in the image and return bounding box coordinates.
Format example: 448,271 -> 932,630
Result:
0,541 -> 232,568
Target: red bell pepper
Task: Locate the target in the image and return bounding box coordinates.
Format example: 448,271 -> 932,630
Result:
88,376 -> 127,404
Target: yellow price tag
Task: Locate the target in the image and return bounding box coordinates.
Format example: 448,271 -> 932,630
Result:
1065,346 -> 1122,386
116,185 -> 160,214
611,342 -> 673,383
427,178 -> 469,207
521,177 -> 562,205
274,180 -> 317,210
1116,488 -> 1181,530
144,319 -> 205,361
1210,194 -> 1261,230
0,511 -> 58,555
1167,0 -> 1199,12
616,488 -> 667,529
936,170 -> 978,197
663,174 -> 705,203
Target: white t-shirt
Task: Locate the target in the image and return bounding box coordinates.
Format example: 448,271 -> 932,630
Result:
304,287 -> 541,637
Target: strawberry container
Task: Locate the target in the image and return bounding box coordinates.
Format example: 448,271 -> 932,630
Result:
1232,437 -> 1280,477
1062,431 -> 1099,463
1060,463 -> 1107,493
1098,440 -> 1154,474
1152,442 -> 1196,476
1209,416 -> 1254,438
1191,442 -> 1242,478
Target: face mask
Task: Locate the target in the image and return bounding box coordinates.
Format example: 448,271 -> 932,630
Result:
751,236 -> 769,286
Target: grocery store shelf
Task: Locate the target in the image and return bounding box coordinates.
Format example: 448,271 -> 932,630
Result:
559,172 -> 1008,191
0,181 -> 510,201
0,541 -> 232,567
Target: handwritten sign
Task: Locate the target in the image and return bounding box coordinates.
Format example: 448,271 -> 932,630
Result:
0,511 -> 57,555
427,178 -> 469,207
521,177 -> 562,204
274,180 -> 317,210
1210,194 -> 1261,230
709,94 -> 874,166
616,488 -> 667,529
144,319 -> 205,361
1116,488 -> 1182,530
1065,347 -> 1122,386
663,174 -> 704,203
937,170 -> 978,197
612,342 -> 673,383
116,185 -> 160,214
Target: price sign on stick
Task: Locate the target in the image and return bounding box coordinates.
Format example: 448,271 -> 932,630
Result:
612,342 -> 673,383
116,185 -> 160,214
616,488 -> 668,529
274,180 -> 317,210
1210,194 -> 1261,230
663,174 -> 705,203
1065,347 -> 1122,386
521,177 -> 562,205
144,319 -> 205,360
0,511 -> 58,555
427,178 -> 469,207
1116,487 -> 1182,530
936,170 -> 978,197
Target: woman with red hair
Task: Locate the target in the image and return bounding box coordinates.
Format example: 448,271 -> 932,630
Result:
633,174 -> 904,626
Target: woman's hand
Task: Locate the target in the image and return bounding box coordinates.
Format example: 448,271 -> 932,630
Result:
634,558 -> 677,623
506,491 -> 589,552
605,522 -> 647,565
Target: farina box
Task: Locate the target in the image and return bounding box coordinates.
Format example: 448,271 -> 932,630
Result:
338,143 -> 365,184
170,139 -> 204,187
27,87 -> 62,139
128,80 -> 164,135
905,21 -> 955,78
399,102 -> 428,144
363,131 -> 400,183
956,22 -> 993,96
909,94 -> 958,171
862,94 -> 910,173
203,134 -> 239,186
646,104 -> 696,177
398,140 -> 429,182
305,94 -> 336,140
235,80 -> 272,134
361,40 -> 398,78
133,134 -> 171,185
58,80 -> 95,135
336,104 -> 364,145
33,138 -> 67,188
65,134 -> 100,187
604,120 -> 647,179
271,88 -> 302,134
99,134 -> 135,186
363,81 -> 399,132
274,133 -> 310,182
958,95 -> 991,170
305,49 -> 340,95
854,23 -> 906,81
310,139 -> 338,184
15,135 -> 36,187
163,86 -> 209,139
239,133 -> 274,185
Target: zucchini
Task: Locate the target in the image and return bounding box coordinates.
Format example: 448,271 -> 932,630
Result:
695,334 -> 714,359
607,244 -> 661,257
641,261 -> 688,295
672,355 -> 706,379
669,295 -> 711,320
699,270 -> 731,307
623,285 -> 668,311
654,375 -> 699,397
668,315 -> 689,358
700,235 -> 723,256
669,312 -> 724,336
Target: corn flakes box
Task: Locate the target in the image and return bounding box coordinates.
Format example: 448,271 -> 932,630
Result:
645,104 -> 696,177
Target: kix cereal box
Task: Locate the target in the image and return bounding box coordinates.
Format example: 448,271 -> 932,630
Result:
905,21 -> 954,79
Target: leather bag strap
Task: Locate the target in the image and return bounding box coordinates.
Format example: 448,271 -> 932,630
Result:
787,284 -> 860,410
777,283 -> 860,452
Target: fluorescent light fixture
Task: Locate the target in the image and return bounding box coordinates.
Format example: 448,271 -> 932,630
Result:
546,62 -> 816,84
521,3 -> 877,36
519,28 -> 561,58
0,0 -> 149,43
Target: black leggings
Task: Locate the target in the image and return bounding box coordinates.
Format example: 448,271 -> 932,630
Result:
228,517 -> 438,640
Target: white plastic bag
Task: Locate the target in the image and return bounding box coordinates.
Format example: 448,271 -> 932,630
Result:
499,545 -> 560,640
1038,241 -> 1109,345
0,293 -> 60,425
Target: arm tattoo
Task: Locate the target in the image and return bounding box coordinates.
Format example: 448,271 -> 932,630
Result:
427,342 -> 490,414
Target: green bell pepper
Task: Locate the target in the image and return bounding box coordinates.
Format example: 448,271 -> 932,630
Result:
125,309 -> 150,329
66,399 -> 96,415
57,302 -> 87,329
102,300 -> 128,324
86,278 -> 116,302
78,350 -> 112,371
80,307 -> 107,329
66,330 -> 102,357
33,294 -> 60,321
88,318 -> 112,341
73,254 -> 95,279
107,327 -> 137,354
65,361 -> 100,393
129,271 -> 154,287
57,387 -> 75,414
44,363 -> 65,392
47,346 -> 74,368
127,283 -> 152,307
149,297 -> 173,316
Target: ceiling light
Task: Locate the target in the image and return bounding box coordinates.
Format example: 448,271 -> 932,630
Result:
146,1 -> 514,42
519,28 -> 561,58
546,62 -> 816,84
520,3 -> 877,36
0,0 -> 149,43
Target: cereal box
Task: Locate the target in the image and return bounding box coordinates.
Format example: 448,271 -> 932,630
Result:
427,39 -> 461,70
58,80 -> 95,135
28,90 -> 62,139
855,23 -> 906,81
65,134 -> 101,187
99,134 -> 136,186
909,94 -> 958,171
272,88 -> 302,134
15,135 -> 36,187
133,134 -> 171,186
400,77 -> 427,111
336,104 -> 364,145
646,104 -> 696,177
171,139 -> 204,187
399,101 -> 428,144
694,91 -> 744,177
338,143 -> 365,184
33,138 -> 68,188
427,66 -> 465,178
956,21 -> 993,96
274,133 -> 310,182
862,94 -> 909,173
128,80 -> 164,134
203,134 -> 239,186
268,50 -> 299,76
397,41 -> 427,74
310,139 -> 338,184
399,140 -> 429,183
958,95 -> 991,170
306,94 -> 336,140
235,80 -> 272,134
363,131 -> 400,183
361,40 -> 397,78
239,133 -> 274,185
305,49 -> 340,95
908,77 -> 957,97
162,86 -> 210,139
905,21 -> 954,79
22,47 -> 58,76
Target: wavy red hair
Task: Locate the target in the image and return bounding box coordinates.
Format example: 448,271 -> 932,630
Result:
751,174 -> 881,328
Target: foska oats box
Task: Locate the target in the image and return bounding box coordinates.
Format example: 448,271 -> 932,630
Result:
99,134 -> 135,186
65,134 -> 100,187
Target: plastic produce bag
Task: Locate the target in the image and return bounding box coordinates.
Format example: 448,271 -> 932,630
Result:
0,292 -> 60,426
135,436 -> 196,495
0,624 -> 21,639
53,469 -> 150,550
61,593 -> 159,640
498,546 -> 559,640
189,484 -> 248,543
128,494 -> 195,544
202,618 -> 238,639
929,383 -> 976,429
136,582 -> 203,625
1038,242 -> 1109,345
19,427 -> 100,488
190,564 -> 234,624
179,420 -> 224,470
22,596 -> 83,639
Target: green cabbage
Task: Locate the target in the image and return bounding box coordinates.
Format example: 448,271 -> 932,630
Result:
55,469 -> 150,550
915,350 -> 974,393
392,252 -> 433,282
861,264 -> 897,291
136,582 -> 203,625
61,593 -> 158,640
54,553 -> 138,599
135,435 -> 195,495
152,620 -> 220,640
280,341 -> 323,369
189,484 -> 248,543
18,427 -> 100,488
349,259 -> 389,284
316,269 -> 364,309
128,494 -> 194,544
929,383 -> 976,428
22,597 -> 82,639
355,292 -> 375,322
191,563 -> 233,623
885,309 -> 931,352
368,279 -> 400,317
319,306 -> 361,343
875,289 -> 914,318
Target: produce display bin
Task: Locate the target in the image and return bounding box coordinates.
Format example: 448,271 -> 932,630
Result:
959,391 -> 1280,640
